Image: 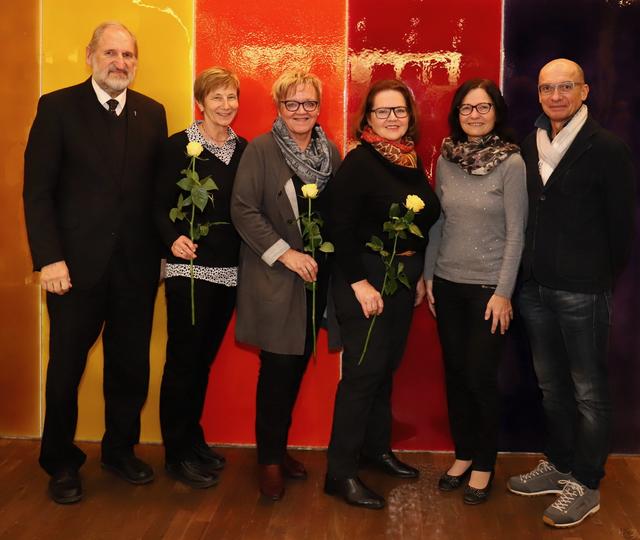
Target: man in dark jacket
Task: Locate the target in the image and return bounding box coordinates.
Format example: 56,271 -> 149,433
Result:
23,21 -> 167,504
506,58 -> 635,528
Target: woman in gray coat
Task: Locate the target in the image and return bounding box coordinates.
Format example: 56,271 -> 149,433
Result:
231,70 -> 341,502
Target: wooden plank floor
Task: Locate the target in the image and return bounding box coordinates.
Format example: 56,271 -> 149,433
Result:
1,439 -> 639,540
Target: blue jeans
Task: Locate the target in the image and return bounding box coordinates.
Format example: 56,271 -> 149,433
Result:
518,280 -> 612,489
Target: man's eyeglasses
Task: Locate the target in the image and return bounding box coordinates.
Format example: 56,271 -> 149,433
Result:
370,106 -> 409,120
280,100 -> 319,112
458,103 -> 493,116
538,81 -> 584,95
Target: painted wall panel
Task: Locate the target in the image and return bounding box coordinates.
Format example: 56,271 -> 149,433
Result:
40,0 -> 193,442
503,0 -> 640,452
195,0 -> 346,446
347,0 -> 503,450
0,0 -> 41,437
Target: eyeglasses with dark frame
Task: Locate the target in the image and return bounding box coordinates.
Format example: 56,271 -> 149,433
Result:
538,81 -> 584,95
369,106 -> 409,120
280,100 -> 319,113
458,102 -> 493,116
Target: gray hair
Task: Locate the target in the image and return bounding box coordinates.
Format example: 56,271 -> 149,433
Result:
87,21 -> 138,58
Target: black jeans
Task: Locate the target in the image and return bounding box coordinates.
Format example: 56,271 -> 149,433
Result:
160,276 -> 236,463
255,267 -> 328,464
327,254 -> 422,480
433,276 -> 506,472
40,247 -> 157,475
518,280 -> 612,489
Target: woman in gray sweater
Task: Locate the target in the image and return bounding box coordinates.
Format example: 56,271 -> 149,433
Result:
423,79 -> 527,504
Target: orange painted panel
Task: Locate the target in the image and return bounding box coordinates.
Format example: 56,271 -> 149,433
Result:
0,0 -> 41,437
196,0 -> 347,446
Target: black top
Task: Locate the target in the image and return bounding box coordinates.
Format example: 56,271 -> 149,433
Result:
519,117 -> 635,293
329,141 -> 441,284
154,130 -> 248,268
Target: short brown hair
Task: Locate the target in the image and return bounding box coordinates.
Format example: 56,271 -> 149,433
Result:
271,70 -> 322,105
88,21 -> 138,58
354,79 -> 419,141
194,67 -> 240,104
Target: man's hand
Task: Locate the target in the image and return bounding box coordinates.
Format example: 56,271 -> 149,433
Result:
351,279 -> 383,318
40,261 -> 72,295
278,248 -> 318,281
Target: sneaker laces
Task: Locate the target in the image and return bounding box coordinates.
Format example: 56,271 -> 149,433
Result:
520,460 -> 554,481
550,480 -> 585,513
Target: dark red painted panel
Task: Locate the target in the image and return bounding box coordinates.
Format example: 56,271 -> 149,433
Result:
348,0 -> 503,450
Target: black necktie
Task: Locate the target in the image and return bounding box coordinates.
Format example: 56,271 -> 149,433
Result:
106,99 -> 118,116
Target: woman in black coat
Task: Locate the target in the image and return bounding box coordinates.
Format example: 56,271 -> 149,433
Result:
155,67 -> 247,489
325,79 -> 440,509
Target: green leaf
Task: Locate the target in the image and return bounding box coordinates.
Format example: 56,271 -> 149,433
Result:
398,230 -> 407,240
404,209 -> 415,222
191,186 -> 209,211
398,273 -> 410,289
383,222 -> 395,233
199,223 -> 210,237
201,177 -> 218,191
397,262 -> 404,274
389,203 -> 401,218
177,177 -> 195,191
385,279 -> 398,296
393,222 -> 407,231
319,241 -> 334,253
380,250 -> 389,258
409,223 -> 423,238
182,196 -> 192,207
169,207 -> 178,222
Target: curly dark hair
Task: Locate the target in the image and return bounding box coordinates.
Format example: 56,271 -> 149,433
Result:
354,79 -> 419,141
447,78 -> 515,143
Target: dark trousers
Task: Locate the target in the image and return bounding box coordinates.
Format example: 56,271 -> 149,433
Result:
327,254 -> 422,479
39,249 -> 157,475
518,280 -> 612,489
433,276 -> 505,472
255,269 -> 328,464
160,277 -> 236,463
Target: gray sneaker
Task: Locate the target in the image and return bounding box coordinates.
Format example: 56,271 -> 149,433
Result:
543,479 -> 600,528
507,460 -> 573,496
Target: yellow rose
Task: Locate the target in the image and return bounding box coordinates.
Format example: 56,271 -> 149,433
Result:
186,141 -> 204,158
301,183 -> 319,199
405,194 -> 425,213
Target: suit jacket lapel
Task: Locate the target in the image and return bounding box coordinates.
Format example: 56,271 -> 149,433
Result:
544,118 -> 597,190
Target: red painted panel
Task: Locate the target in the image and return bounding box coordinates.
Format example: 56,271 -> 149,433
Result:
196,0 -> 346,446
196,0 -> 503,450
347,0 -> 503,449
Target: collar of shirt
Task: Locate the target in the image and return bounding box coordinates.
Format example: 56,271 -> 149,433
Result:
91,77 -> 127,116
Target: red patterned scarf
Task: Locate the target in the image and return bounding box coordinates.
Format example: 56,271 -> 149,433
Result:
361,126 -> 418,168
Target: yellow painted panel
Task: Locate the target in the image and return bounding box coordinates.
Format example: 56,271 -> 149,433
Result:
0,0 -> 41,438
41,0 -> 193,443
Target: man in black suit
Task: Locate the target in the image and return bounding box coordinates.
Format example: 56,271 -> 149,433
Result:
23,21 -> 167,504
507,59 -> 635,528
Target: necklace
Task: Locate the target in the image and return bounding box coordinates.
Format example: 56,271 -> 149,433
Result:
199,122 -> 229,146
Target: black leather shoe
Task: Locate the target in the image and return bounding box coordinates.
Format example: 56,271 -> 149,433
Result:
166,460 -> 219,489
362,452 -> 419,479
101,455 -> 154,485
192,443 -> 226,472
49,469 -> 82,504
463,471 -> 494,505
324,475 -> 385,509
438,467 -> 471,492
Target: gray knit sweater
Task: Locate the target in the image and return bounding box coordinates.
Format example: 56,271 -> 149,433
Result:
423,153 -> 528,298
